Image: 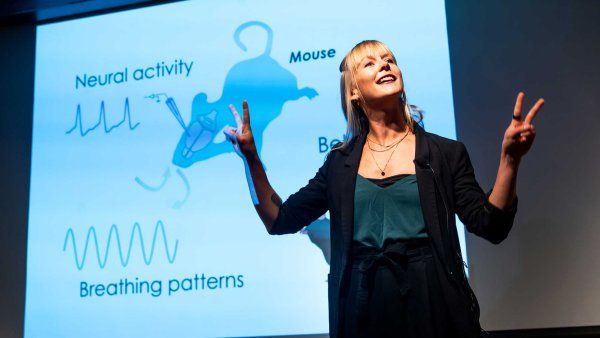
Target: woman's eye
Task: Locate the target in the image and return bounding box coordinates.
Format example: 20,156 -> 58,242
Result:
387,59 -> 394,63
365,62 -> 373,67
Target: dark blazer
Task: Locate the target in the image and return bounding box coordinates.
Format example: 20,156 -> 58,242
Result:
270,123 -> 518,338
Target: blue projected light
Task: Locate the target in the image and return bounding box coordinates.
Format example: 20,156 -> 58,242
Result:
26,1 -> 464,337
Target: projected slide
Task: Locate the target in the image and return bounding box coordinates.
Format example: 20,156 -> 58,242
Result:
26,1 -> 460,337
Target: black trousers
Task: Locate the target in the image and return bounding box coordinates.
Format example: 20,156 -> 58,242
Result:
341,239 -> 457,338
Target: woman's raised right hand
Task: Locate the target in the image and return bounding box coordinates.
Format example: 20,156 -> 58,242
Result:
223,100 -> 258,159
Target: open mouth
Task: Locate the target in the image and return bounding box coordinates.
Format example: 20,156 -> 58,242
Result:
376,74 -> 396,84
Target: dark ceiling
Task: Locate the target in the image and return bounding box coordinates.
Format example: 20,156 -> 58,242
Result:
0,0 -> 177,25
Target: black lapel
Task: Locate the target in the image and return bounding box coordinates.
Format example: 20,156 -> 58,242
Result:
338,133 -> 366,269
414,124 -> 439,226
414,125 -> 446,262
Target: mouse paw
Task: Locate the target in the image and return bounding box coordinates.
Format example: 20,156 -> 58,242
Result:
300,87 -> 318,100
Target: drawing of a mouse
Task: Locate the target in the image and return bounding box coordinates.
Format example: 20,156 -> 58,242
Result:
173,21 -> 318,168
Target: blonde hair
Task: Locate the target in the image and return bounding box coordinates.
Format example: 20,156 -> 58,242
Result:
336,40 -> 422,150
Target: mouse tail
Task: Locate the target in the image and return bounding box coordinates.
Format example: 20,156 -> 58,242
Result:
233,21 -> 273,56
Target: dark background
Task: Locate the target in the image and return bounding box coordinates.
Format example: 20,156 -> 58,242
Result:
446,0 -> 600,335
1,0 -> 599,337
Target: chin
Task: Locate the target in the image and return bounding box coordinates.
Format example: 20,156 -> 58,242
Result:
378,87 -> 403,99
364,84 -> 404,102
377,83 -> 402,94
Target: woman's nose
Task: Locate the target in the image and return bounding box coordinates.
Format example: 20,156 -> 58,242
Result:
379,60 -> 391,71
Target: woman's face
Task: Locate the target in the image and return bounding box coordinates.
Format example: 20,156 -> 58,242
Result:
350,52 -> 404,105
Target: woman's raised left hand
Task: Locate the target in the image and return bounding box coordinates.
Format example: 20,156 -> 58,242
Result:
501,92 -> 544,162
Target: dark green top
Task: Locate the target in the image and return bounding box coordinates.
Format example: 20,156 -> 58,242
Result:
353,173 -> 428,248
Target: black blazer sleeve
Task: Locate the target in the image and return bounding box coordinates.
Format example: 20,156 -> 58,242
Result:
451,142 -> 518,244
269,152 -> 332,235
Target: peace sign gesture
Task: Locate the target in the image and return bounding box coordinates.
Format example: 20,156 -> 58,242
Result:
223,100 -> 258,159
501,92 -> 545,161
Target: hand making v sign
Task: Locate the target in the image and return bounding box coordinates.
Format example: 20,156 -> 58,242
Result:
223,100 -> 258,160
488,92 -> 545,210
501,92 -> 545,161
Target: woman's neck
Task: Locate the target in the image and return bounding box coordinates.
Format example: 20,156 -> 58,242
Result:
364,100 -> 408,145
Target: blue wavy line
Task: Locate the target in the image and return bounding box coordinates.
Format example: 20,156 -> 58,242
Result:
66,98 -> 140,136
63,221 -> 179,270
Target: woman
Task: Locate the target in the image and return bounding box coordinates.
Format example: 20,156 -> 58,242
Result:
223,40 -> 543,338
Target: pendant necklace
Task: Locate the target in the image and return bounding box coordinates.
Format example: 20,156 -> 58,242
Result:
368,129 -> 409,176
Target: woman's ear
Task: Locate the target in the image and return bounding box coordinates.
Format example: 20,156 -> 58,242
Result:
350,89 -> 359,102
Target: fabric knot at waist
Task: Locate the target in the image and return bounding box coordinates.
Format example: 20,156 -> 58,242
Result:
350,238 -> 431,326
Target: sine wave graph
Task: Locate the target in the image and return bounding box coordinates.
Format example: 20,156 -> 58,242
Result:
66,97 -> 140,136
63,221 -> 179,270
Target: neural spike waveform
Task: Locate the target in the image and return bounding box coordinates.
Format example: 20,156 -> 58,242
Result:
63,221 -> 179,270
66,98 -> 140,136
